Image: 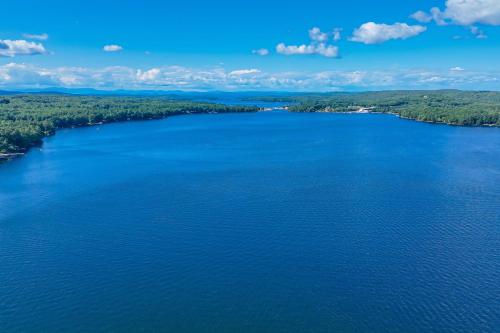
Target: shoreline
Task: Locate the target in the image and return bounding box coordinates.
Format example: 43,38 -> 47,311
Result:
0,153 -> 25,161
377,111 -> 499,128
292,109 -> 500,128
0,108 -> 258,163
2,105 -> 499,163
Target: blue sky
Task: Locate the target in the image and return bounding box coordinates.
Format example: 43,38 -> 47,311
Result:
1,0 -> 499,91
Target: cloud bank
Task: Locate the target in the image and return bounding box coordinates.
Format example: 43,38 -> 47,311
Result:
0,63 -> 497,91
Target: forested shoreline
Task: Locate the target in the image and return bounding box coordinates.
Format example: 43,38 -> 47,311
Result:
0,95 -> 258,159
258,90 -> 500,127
2,90 -> 499,161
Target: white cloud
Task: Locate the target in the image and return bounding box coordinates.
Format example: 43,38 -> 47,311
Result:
342,71 -> 366,84
22,33 -> 49,41
470,26 -> 487,39
412,8 -> 448,26
309,27 -> 329,42
0,40 -> 47,57
23,33 -> 49,40
276,43 -> 339,58
417,0 -> 500,26
0,63 -> 58,85
450,66 -> 465,71
229,69 -> 261,76
1,63 -> 498,91
314,44 -> 339,57
350,22 -> 427,44
410,11 -> 433,23
273,27 -> 340,58
276,43 -> 314,55
443,0 -> 500,25
136,68 -> 161,81
103,44 -> 123,52
430,7 -> 448,26
309,27 -> 342,42
332,28 -> 342,41
252,48 -> 269,56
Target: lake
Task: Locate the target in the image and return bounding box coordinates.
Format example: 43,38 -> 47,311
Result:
1,111 -> 499,332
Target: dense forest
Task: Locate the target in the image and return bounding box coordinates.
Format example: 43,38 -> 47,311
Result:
0,95 -> 257,157
260,90 -> 500,127
2,91 -> 499,159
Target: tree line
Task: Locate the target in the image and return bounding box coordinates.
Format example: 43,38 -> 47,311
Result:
0,95 -> 257,155
258,90 -> 500,127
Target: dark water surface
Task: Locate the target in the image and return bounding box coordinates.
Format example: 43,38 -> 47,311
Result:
1,111 -> 499,332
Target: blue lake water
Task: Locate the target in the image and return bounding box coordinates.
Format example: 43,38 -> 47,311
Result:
1,111 -> 499,332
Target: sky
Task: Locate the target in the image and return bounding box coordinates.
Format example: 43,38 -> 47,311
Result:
1,0 -> 500,91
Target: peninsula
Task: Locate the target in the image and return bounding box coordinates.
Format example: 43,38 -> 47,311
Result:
0,95 -> 257,159
259,90 -> 500,127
